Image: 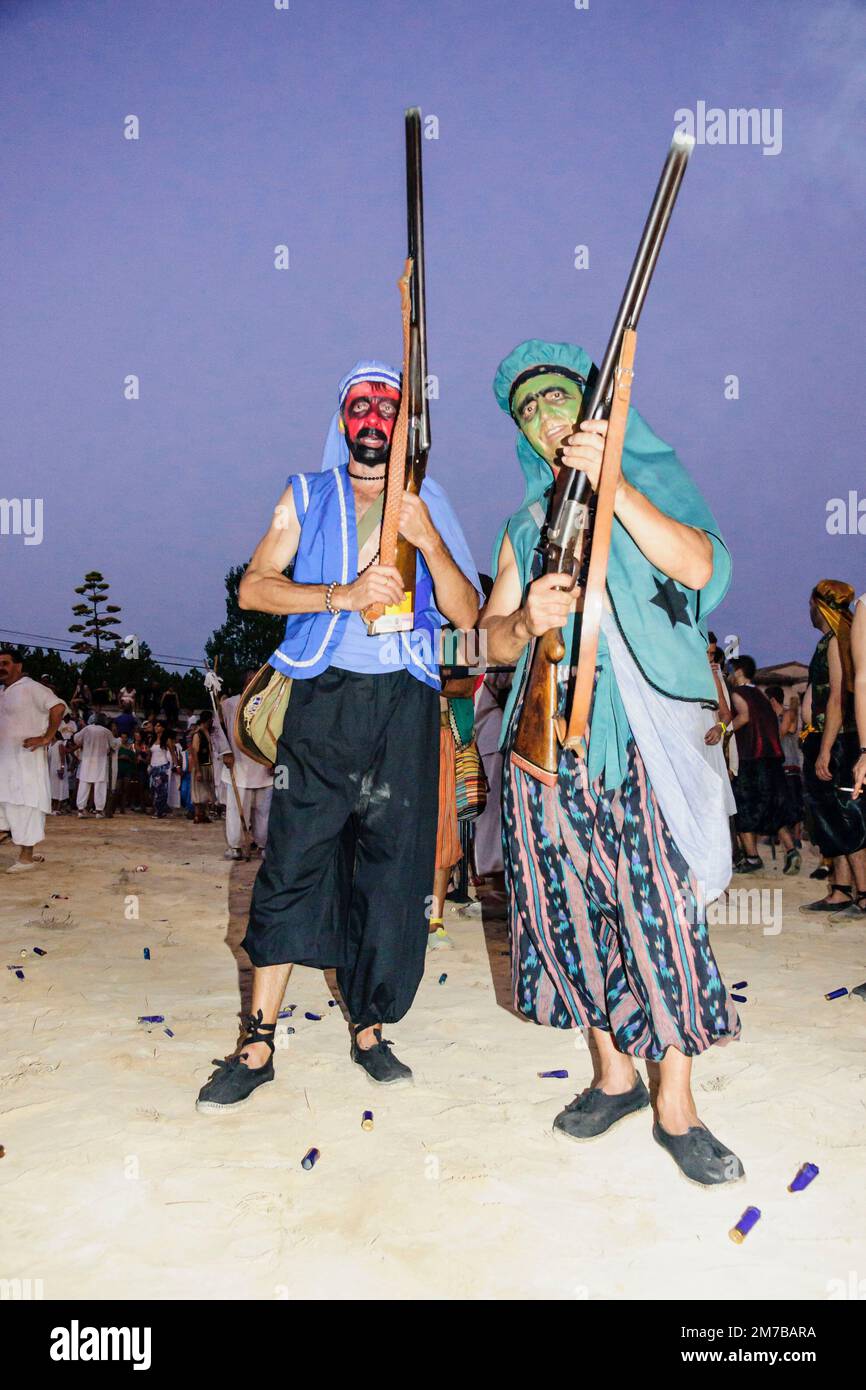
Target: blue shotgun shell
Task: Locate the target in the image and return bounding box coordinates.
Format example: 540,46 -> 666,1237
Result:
15,970 -> 24,980
732,980 -> 748,989
361,1111 -> 374,1131
278,1006 -> 295,1019
731,993 -> 747,1003
138,1014 -> 164,1023
788,1162 -> 819,1193
143,948 -> 151,960
33,947 -> 47,957
301,1147 -> 320,1170
538,1069 -> 569,1079
825,987 -> 848,1000
164,1028 -> 174,1038
729,1206 -> 761,1243
304,1011 -> 322,1021
438,973 -> 447,984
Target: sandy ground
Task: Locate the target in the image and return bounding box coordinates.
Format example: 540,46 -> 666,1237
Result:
2,815 -> 865,1302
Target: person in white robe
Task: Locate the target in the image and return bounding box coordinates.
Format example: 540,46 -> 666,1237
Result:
0,649 -> 67,871
73,718 -> 119,816
210,674 -> 274,859
47,734 -> 67,808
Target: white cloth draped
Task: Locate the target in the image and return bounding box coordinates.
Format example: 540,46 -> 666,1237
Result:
0,677 -> 61,814
601,611 -> 735,902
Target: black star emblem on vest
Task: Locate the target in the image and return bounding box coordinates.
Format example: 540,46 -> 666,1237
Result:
649,575 -> 691,628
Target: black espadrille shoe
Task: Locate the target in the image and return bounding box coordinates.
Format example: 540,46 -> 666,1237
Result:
351,1027 -> 413,1086
799,885 -> 853,915
653,1121 -> 744,1186
195,1010 -> 276,1114
553,1073 -> 650,1141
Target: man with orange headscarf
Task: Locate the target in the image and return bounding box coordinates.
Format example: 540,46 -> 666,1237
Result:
799,580 -> 866,921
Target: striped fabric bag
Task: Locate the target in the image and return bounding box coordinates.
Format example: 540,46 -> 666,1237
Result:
448,702 -> 488,822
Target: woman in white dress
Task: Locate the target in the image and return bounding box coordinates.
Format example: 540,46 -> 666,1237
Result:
47,732 -> 67,811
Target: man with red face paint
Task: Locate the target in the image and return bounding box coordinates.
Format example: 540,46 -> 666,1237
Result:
196,360 -> 481,1113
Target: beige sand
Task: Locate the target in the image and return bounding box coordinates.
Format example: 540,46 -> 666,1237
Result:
2,817 -> 865,1301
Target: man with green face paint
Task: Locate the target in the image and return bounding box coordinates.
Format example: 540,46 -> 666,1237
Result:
480,340 -> 743,1187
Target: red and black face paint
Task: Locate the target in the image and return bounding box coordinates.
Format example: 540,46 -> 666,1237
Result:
342,381 -> 401,465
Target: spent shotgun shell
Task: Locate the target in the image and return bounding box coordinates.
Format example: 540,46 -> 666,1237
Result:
361,1111 -> 374,1131
138,1014 -> 164,1023
301,1148 -> 320,1171
788,1162 -> 819,1193
33,947 -> 46,956
729,1206 -> 761,1244
538,1069 -> 569,1079
143,948 -> 150,960
304,1011 -> 322,1021
825,988 -> 848,1000
438,973 -> 447,984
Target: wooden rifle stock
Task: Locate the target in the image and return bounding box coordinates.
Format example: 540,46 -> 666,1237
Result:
557,328 -> 636,753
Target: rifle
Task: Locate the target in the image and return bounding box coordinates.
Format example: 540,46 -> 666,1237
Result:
363,107 -> 431,634
510,131 -> 695,785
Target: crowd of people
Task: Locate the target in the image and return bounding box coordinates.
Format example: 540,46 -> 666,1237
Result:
3,576 -> 866,911
701,577 -> 866,921
0,657 -> 275,866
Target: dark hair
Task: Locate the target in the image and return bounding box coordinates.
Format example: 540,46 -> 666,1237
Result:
733,655 -> 757,681
707,631 -> 718,645
765,684 -> 784,704
0,646 -> 24,664
198,709 -> 213,725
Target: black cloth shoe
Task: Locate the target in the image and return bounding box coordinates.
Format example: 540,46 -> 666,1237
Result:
852,981 -> 866,1001
734,856 -> 763,874
653,1121 -> 745,1186
798,885 -> 853,914
351,1030 -> 413,1086
553,1074 -> 650,1141
809,864 -> 831,880
783,848 -> 801,876
196,1010 -> 276,1113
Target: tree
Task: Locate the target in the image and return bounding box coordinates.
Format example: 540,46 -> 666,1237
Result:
69,571 -> 122,657
205,563 -> 285,693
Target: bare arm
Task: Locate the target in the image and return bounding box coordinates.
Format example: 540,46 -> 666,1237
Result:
816,638 -> 844,780
398,493 -> 478,631
239,486 -> 407,617
479,532 -> 577,665
560,420 -> 713,590
25,701 -> 66,751
729,690 -> 749,735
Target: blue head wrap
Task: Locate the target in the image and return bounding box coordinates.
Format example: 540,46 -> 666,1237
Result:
320,359 -> 402,471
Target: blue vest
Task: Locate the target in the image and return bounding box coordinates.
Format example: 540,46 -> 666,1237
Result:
269,466 -> 442,691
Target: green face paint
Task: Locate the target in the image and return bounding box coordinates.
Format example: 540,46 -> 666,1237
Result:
511,371 -> 583,463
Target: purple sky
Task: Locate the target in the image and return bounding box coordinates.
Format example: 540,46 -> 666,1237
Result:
2,0 -> 865,672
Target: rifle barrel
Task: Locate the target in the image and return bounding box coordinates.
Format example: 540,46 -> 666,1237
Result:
405,107 -> 430,453
565,131 -> 694,507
